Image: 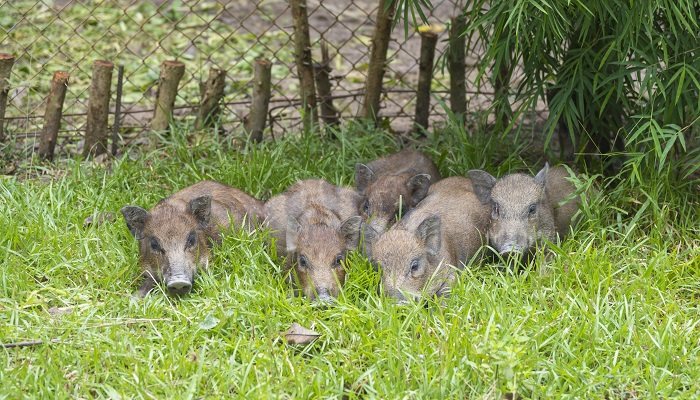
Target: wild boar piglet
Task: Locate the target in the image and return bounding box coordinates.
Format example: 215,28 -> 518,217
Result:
265,179 -> 364,302
468,163 -> 580,264
355,149 -> 441,234
122,180 -> 265,297
368,177 -> 489,302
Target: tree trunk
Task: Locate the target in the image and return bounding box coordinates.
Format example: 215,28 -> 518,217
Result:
151,60 -> 185,132
83,60 -> 114,158
195,67 -> 226,130
414,30 -> 439,135
361,0 -> 398,124
290,0 -> 318,133
246,59 -> 272,143
448,16 -> 467,124
38,71 -> 70,160
0,54 -> 15,143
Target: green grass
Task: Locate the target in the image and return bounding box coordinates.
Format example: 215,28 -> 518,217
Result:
1,123 -> 699,398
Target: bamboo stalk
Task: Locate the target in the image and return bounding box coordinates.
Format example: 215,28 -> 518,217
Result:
83,60 -> 114,158
151,60 -> 185,132
195,67 -> 226,130
448,16 -> 467,124
0,53 -> 15,143
361,0 -> 398,123
246,59 -> 272,143
290,0 -> 317,132
38,71 -> 70,160
414,29 -> 439,135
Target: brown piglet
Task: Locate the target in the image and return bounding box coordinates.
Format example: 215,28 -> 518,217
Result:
355,149 -> 441,234
265,179 -> 363,302
367,177 -> 490,302
121,180 -> 265,297
468,163 -> 580,264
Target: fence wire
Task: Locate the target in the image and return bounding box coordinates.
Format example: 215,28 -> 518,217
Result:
1,0 -> 496,156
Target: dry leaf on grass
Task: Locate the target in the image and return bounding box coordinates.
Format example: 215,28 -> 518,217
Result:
282,322 -> 320,345
47,306 -> 74,316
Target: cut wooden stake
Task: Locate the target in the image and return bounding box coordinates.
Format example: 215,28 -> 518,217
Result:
83,60 -> 114,159
361,0 -> 398,124
38,71 -> 70,160
0,53 -> 15,143
246,59 -> 272,143
290,0 -> 318,132
448,16 -> 467,124
195,67 -> 226,130
151,60 -> 185,132
414,29 -> 439,135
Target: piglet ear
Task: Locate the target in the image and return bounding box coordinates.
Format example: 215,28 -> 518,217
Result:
121,206 -> 148,240
406,174 -> 431,205
467,170 -> 497,205
534,163 -> 549,187
190,195 -> 212,228
354,163 -> 376,195
286,217 -> 301,254
340,216 -> 363,251
417,215 -> 441,258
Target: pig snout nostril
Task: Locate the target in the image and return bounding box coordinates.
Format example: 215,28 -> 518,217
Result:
314,288 -> 334,303
167,278 -> 192,296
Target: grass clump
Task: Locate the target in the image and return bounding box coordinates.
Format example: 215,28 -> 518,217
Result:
1,123 -> 699,398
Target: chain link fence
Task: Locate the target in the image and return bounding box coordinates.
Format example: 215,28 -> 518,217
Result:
1,0 -> 497,157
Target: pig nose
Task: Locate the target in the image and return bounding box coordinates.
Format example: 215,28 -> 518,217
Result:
167,277 -> 192,296
314,288 -> 334,303
499,242 -> 523,255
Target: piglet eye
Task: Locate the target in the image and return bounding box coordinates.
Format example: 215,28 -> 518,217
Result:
150,237 -> 163,253
492,203 -> 500,217
185,231 -> 196,248
528,204 -> 537,216
333,254 -> 344,268
409,259 -> 420,274
362,199 -> 370,214
298,255 -> 309,270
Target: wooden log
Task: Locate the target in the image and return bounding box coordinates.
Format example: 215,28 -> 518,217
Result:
246,59 -> 272,143
361,0 -> 398,123
195,67 -> 226,130
314,41 -> 338,130
38,71 -> 70,160
151,60 -> 185,132
414,29 -> 439,135
83,60 -> 114,158
0,53 -> 14,143
448,16 -> 467,124
290,0 -> 318,132
111,65 -> 124,156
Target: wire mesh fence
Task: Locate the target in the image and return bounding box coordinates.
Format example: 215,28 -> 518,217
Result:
0,0 -> 497,157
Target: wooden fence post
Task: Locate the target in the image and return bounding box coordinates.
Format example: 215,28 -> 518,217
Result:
246,59 -> 272,143
151,60 -> 185,132
361,0 -> 398,124
38,71 -> 70,160
0,54 -> 15,143
195,67 -> 226,130
448,16 -> 467,124
83,60 -> 114,158
414,28 -> 439,135
290,0 -> 318,133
